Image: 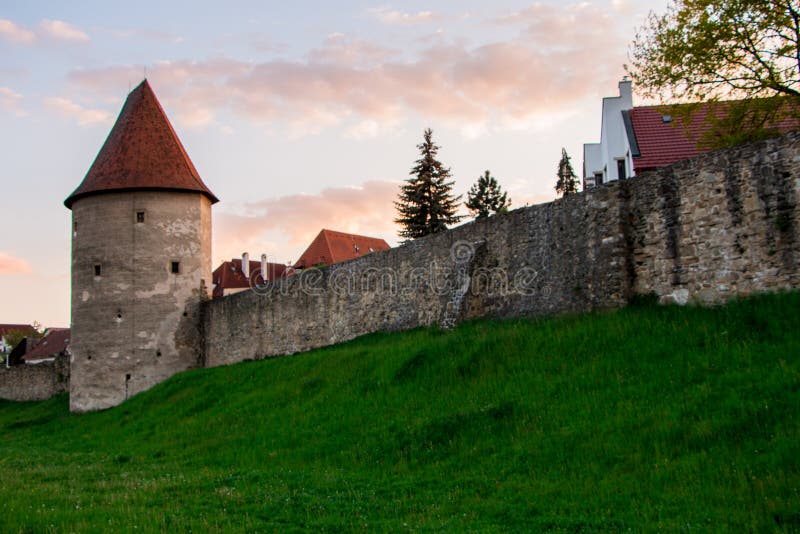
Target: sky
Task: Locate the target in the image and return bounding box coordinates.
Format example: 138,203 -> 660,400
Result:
0,0 -> 668,327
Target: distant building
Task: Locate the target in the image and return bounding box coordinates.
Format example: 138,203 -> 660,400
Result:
0,324 -> 36,354
6,337 -> 37,367
294,229 -> 390,270
583,79 -> 799,189
583,79 -> 636,188
212,256 -> 288,298
23,328 -> 70,365
211,230 -> 391,297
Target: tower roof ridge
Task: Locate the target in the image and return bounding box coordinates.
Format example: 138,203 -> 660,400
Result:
64,79 -> 218,208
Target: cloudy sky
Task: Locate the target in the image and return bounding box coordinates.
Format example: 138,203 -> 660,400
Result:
0,0 -> 667,327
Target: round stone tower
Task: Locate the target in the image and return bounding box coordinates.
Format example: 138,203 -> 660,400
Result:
64,80 -> 218,412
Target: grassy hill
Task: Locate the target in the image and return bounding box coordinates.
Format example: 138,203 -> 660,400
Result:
1,293 -> 799,532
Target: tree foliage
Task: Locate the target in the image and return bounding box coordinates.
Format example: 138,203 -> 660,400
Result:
395,128 -> 463,239
628,0 -> 800,102
681,96 -> 793,150
555,148 -> 579,197
2,323 -> 43,353
628,0 -> 800,149
465,170 -> 511,219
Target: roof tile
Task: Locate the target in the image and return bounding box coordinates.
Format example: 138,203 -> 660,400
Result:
630,101 -> 800,172
24,328 -> 69,361
212,259 -> 288,298
294,229 -> 390,268
64,80 -> 217,208
0,324 -> 35,338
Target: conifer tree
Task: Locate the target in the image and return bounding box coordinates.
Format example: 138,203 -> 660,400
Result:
555,148 -> 579,197
395,128 -> 463,239
465,170 -> 510,219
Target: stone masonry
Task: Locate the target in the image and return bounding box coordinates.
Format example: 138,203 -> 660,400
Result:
0,353 -> 69,402
627,133 -> 800,303
63,79 -> 217,412
203,132 -> 800,366
69,191 -> 212,412
202,181 -> 629,365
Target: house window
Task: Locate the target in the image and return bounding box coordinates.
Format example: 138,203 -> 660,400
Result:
171,261 -> 180,274
594,172 -> 604,186
617,159 -> 627,181
136,211 -> 145,223
94,264 -> 102,277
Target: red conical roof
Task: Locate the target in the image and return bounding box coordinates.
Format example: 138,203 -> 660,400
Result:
64,80 -> 218,208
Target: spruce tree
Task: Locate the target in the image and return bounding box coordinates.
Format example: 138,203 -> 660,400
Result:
395,128 -> 463,239
465,170 -> 510,219
555,148 -> 579,197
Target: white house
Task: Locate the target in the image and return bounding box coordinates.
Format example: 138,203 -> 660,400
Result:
583,80 -> 800,190
583,78 -> 636,189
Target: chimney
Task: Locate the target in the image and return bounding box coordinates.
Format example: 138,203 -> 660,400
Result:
261,254 -> 268,282
241,252 -> 249,279
618,76 -> 633,110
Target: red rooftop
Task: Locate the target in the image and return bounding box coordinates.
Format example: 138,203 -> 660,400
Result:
64,79 -> 218,208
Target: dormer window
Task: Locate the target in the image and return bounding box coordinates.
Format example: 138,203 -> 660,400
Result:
354,244 -> 360,253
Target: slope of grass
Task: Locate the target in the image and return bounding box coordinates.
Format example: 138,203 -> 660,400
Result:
1,292 -> 799,532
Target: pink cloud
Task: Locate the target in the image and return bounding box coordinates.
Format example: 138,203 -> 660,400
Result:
211,178 -> 563,266
0,87 -> 26,116
367,7 -> 441,25
44,96 -> 112,126
308,33 -> 397,67
0,17 -> 91,45
38,19 -> 89,42
0,252 -> 32,275
214,180 -> 400,264
66,4 -> 628,135
0,18 -> 35,44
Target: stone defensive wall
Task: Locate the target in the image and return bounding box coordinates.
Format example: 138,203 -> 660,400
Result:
627,132 -> 799,304
0,354 -> 70,402
203,132 -> 800,366
3,132 -> 797,402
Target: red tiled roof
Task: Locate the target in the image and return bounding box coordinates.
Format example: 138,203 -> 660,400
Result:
294,229 -> 390,269
0,324 -> 35,338
630,101 -> 800,172
629,106 -> 709,171
24,328 -> 69,361
64,79 -> 218,208
212,259 -> 288,298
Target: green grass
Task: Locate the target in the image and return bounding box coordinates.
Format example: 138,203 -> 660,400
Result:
1,292 -> 799,532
